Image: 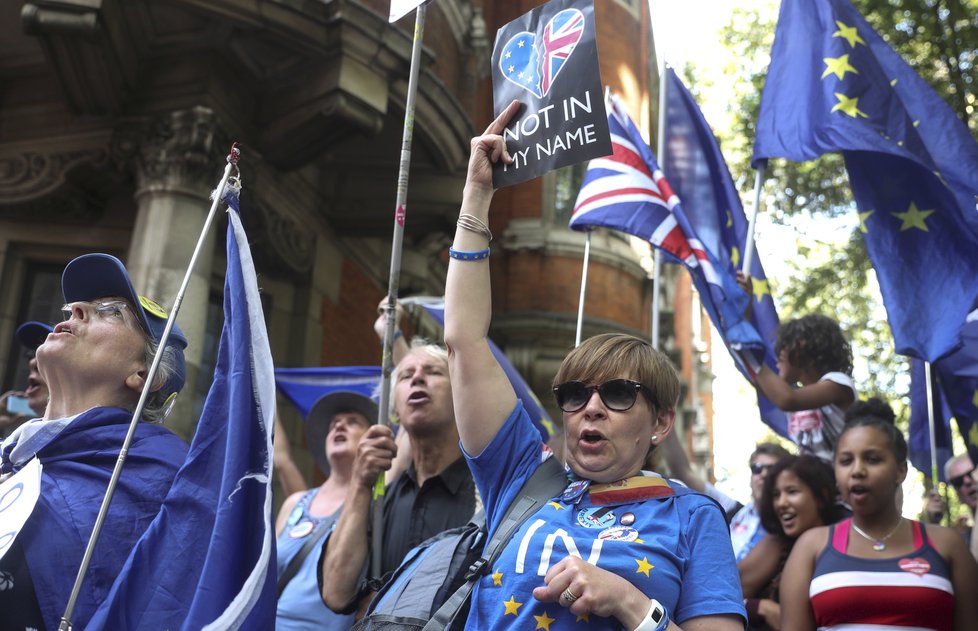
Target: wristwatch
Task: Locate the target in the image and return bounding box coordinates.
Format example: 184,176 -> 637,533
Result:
632,598 -> 668,631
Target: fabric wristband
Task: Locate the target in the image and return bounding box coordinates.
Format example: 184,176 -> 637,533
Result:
631,599 -> 668,631
448,247 -> 490,261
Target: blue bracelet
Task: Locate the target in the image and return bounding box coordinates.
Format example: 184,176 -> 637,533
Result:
449,247 -> 490,261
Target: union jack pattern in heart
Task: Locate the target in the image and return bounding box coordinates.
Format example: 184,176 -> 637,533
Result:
498,8 -> 584,99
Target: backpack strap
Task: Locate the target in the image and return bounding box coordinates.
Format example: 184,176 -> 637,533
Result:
422,456 -> 566,631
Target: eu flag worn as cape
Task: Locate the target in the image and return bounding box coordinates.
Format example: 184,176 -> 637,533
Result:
662,68 -> 787,437
570,94 -> 765,367
87,188 -> 277,629
753,0 -> 978,362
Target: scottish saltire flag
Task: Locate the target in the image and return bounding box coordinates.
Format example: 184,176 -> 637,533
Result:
401,296 -> 558,441
909,360 -> 954,481
571,95 -> 765,363
276,366 -> 382,418
87,188 -> 276,629
662,68 -> 787,437
753,0 -> 978,362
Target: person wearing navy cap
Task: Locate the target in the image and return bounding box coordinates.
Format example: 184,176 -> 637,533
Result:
1,321 -> 54,436
0,253 -> 191,631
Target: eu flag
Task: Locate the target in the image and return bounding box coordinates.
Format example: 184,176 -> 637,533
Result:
662,67 -> 787,437
753,0 -> 978,362
275,366 -> 383,418
87,188 -> 276,629
908,359 -> 953,481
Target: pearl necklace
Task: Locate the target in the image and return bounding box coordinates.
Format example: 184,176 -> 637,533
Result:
850,517 -> 903,551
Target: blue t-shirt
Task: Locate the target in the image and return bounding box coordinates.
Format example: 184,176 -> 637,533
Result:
464,401 -> 746,631
275,489 -> 354,631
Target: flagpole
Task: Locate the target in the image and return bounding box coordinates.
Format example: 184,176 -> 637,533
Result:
742,161 -> 766,274
924,361 -> 939,487
373,2 -> 426,579
651,63 -> 670,350
575,231 -> 591,347
58,144 -> 241,631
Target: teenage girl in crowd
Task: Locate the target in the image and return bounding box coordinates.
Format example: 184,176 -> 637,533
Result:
780,398 -> 978,630
738,455 -> 844,630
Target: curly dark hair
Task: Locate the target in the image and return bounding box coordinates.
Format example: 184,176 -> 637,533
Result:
759,455 -> 844,537
841,397 -> 906,463
774,314 -> 853,377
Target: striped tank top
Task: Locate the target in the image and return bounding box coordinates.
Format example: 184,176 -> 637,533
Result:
810,518 -> 953,630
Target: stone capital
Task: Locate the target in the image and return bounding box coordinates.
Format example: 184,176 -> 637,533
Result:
136,107 -> 228,198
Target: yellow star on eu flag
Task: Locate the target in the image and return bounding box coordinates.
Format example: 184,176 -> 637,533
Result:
833,20 -> 866,48
505,51 -> 512,59
508,65 -> 515,74
576,613 -> 590,623
492,570 -> 503,586
751,277 -> 771,302
970,421 -> 978,448
858,210 -> 874,234
892,201 -> 935,232
503,596 -> 522,616
635,556 -> 654,577
822,54 -> 858,80
731,246 -> 740,268
726,210 -> 733,228
518,39 -> 525,48
534,611 -> 555,631
832,93 -> 868,118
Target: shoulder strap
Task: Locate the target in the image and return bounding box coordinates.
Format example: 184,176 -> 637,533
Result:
276,517 -> 334,597
423,456 -> 566,631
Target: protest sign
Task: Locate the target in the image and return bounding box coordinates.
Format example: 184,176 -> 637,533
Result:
389,0 -> 426,23
0,457 -> 41,562
491,0 -> 611,188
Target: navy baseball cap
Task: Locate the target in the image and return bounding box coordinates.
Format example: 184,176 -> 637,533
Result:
61,253 -> 188,398
305,391 -> 379,477
15,321 -> 54,351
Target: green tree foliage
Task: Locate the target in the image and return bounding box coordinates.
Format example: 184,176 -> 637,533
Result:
709,0 -> 978,403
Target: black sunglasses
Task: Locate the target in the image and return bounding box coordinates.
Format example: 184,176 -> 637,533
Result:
750,462 -> 773,476
950,467 -> 976,489
552,379 -> 656,413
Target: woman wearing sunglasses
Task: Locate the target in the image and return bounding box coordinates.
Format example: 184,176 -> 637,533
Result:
442,101 -> 746,631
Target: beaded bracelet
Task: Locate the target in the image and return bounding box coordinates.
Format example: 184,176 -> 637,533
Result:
457,213 -> 493,242
448,247 -> 490,261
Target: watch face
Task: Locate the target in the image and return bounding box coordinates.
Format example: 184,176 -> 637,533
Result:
651,607 -> 663,623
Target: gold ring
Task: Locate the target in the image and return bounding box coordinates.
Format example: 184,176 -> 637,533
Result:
561,588 -> 579,604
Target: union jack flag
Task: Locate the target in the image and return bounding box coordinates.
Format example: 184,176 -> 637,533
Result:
540,8 -> 585,97
571,95 -> 764,356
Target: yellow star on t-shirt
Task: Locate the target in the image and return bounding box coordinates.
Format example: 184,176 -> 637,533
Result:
822,54 -> 858,80
547,501 -> 564,510
858,210 -> 874,234
576,613 -> 590,623
635,556 -> 654,577
535,612 -> 556,631
892,201 -> 935,232
832,20 -> 866,47
831,93 -> 868,118
731,246 -> 740,268
491,570 -> 503,586
751,277 -> 770,303
503,596 -> 523,616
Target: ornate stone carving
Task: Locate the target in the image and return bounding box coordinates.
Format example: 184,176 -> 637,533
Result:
243,198 -> 315,277
0,149 -> 107,204
137,107 -> 228,196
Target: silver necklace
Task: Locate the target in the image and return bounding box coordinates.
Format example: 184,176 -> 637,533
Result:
851,517 -> 903,551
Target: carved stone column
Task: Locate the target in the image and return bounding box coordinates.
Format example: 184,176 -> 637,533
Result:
128,106 -> 225,439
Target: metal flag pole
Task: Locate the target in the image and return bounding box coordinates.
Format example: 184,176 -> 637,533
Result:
373,2 -> 427,579
742,161 -> 766,274
924,361 -> 940,488
651,63 -> 669,350
59,144 -> 241,631
574,231 -> 591,347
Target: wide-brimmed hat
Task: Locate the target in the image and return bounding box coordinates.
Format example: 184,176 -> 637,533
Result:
15,321 -> 54,351
61,253 -> 188,399
305,391 -> 379,477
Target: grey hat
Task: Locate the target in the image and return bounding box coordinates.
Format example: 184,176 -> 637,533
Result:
305,391 -> 379,477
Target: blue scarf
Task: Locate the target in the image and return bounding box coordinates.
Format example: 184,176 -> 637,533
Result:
3,406 -> 188,631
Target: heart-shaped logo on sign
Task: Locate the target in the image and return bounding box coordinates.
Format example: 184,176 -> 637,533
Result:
898,557 -> 931,576
498,8 -> 585,99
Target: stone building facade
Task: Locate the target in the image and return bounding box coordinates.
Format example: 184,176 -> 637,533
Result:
0,0 -> 715,482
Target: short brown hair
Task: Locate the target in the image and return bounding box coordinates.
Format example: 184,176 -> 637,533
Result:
553,333 -> 680,411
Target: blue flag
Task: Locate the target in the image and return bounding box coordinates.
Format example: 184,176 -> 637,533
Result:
929,317 -> 978,468
571,94 -> 766,372
275,366 -> 382,419
753,0 -> 978,362
662,68 -> 787,437
908,359 -> 954,481
401,296 -> 558,441
87,188 -> 276,629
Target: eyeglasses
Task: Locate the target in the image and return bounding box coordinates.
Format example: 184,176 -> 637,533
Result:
750,462 -> 774,476
61,301 -> 136,329
950,467 -> 976,489
552,379 -> 656,413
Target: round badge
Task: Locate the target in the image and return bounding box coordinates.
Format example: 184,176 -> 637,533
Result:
138,295 -> 169,319
620,512 -> 636,526
289,520 -> 315,539
577,506 -> 616,529
598,526 -> 639,542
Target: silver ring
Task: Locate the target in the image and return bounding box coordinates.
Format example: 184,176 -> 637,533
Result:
561,588 -> 579,604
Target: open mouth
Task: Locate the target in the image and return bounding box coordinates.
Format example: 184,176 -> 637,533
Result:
848,485 -> 870,502
407,390 -> 430,405
52,322 -> 73,336
579,429 -> 606,448
779,511 -> 797,530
